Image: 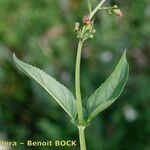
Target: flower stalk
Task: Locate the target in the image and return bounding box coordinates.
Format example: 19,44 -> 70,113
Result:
74,0 -> 124,149
75,0 -> 107,149
75,0 -> 107,124
75,40 -> 84,123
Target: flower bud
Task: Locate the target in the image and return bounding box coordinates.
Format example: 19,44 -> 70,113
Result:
89,34 -> 94,39
113,9 -> 123,17
113,5 -> 119,9
82,15 -> 92,25
107,9 -> 113,15
92,29 -> 96,34
74,22 -> 80,31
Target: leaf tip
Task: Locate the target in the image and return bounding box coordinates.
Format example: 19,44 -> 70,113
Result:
123,49 -> 127,56
122,49 -> 129,64
13,53 -> 21,66
13,53 -> 15,57
13,53 -> 17,61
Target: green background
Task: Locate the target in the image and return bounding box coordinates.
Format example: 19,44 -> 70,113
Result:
0,0 -> 150,149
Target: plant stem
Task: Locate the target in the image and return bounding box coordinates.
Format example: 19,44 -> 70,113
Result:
78,126 -> 86,150
75,1 -> 107,150
90,0 -> 106,19
75,40 -> 84,122
99,6 -> 111,10
75,40 -> 87,150
88,0 -> 92,14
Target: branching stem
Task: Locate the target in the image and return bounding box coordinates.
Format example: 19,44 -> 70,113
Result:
75,1 -> 107,150
90,0 -> 106,19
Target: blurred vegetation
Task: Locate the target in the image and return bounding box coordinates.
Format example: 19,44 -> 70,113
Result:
0,0 -> 150,150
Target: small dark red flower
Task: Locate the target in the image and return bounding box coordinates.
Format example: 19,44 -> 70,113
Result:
113,9 -> 123,17
82,15 -> 92,25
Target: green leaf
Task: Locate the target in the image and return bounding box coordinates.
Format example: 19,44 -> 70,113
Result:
13,54 -> 77,119
85,51 -> 129,122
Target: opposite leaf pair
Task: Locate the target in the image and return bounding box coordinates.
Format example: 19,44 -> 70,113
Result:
13,51 -> 129,126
